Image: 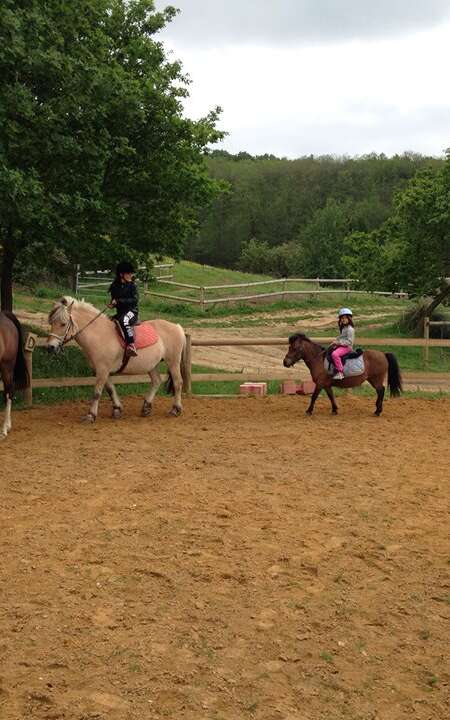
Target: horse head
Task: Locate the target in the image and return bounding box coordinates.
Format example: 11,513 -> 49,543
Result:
283,333 -> 308,367
47,296 -> 77,353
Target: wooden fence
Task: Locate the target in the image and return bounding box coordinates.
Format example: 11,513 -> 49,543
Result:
144,277 -> 407,309
13,333 -> 450,405
423,317 -> 450,363
75,263 -> 174,295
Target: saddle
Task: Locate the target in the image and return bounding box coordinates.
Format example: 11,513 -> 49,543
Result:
325,347 -> 365,377
112,320 -> 159,374
113,319 -> 159,349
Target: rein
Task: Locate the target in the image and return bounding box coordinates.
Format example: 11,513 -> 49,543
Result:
49,304 -> 109,349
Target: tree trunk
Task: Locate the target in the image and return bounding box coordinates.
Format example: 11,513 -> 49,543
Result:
424,282 -> 450,317
1,230 -> 15,312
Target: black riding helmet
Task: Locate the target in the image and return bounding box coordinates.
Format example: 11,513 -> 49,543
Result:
116,260 -> 135,277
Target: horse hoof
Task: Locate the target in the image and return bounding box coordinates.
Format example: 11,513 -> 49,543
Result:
332,410 -> 338,415
0,432 -> 7,441
141,402 -> 152,417
305,410 -> 313,416
81,413 -> 96,424
168,405 -> 182,417
112,407 -> 122,420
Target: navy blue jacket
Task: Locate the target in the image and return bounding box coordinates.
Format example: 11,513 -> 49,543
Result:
109,279 -> 139,318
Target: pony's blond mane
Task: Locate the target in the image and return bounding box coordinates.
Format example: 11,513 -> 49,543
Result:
48,296 -> 100,324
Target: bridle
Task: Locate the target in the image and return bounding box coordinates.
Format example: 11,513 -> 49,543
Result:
48,302 -> 108,351
286,339 -> 304,366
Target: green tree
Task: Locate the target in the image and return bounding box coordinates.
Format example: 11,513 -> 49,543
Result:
0,0 -> 223,309
384,155 -> 450,294
298,199 -> 351,278
345,154 -> 450,295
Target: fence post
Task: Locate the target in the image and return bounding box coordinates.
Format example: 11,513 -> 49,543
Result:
423,316 -> 430,366
74,264 -> 80,295
200,286 -> 205,312
24,332 -> 37,406
183,333 -> 192,396
282,278 -> 287,303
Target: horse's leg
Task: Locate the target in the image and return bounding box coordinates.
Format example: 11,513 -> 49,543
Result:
166,359 -> 183,416
306,385 -> 322,415
369,378 -> 385,416
82,368 -> 109,423
141,367 -> 162,417
325,386 -> 338,415
105,379 -> 123,419
0,365 -> 13,439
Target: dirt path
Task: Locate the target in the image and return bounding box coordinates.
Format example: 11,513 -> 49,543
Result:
1,396 -> 449,720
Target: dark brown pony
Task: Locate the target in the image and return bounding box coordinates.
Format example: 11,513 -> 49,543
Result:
283,333 -> 402,416
0,312 -> 29,439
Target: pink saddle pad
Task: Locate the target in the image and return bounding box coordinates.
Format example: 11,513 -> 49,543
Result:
118,321 -> 159,349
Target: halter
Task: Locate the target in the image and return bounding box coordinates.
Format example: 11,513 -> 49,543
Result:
48,303 -> 108,350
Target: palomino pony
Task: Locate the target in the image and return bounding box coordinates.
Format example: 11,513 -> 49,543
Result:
47,297 -> 186,421
0,312 -> 29,439
283,333 -> 402,415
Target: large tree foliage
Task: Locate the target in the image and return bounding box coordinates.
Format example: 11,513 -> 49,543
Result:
186,151 -> 441,273
0,0 -> 223,309
344,152 -> 450,295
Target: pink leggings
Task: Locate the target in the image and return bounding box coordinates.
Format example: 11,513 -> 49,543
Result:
331,345 -> 351,372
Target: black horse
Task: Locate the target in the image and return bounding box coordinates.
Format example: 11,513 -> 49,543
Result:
0,312 -> 29,439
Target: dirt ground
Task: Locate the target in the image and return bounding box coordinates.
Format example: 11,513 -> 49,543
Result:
1,396 -> 449,720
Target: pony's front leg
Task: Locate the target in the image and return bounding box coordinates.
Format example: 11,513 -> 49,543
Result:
105,379 -> 123,419
82,371 -> 108,423
306,385 -> 322,415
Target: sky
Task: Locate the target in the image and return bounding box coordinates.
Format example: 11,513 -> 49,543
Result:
156,0 -> 450,158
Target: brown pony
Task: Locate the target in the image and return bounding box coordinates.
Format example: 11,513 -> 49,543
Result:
283,333 -> 402,416
0,312 -> 29,439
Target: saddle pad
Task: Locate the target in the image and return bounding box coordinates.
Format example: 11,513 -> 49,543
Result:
118,321 -> 159,349
324,355 -> 365,377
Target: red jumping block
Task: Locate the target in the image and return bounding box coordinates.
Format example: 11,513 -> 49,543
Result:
239,382 -> 267,396
281,380 -> 299,395
296,380 -> 316,395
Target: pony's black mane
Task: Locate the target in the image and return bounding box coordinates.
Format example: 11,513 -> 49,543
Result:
289,332 -> 326,352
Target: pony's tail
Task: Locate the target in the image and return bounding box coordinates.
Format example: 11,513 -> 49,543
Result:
386,352 -> 402,397
4,312 -> 30,391
164,326 -> 187,396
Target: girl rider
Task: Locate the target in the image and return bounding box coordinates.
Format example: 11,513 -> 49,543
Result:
330,308 -> 355,380
108,261 -> 139,357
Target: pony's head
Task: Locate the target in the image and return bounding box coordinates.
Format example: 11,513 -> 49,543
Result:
283,333 -> 308,367
47,296 -> 77,353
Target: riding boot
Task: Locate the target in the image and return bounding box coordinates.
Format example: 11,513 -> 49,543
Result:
125,343 -> 138,357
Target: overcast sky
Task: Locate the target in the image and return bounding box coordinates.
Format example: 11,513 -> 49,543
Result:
157,1 -> 450,158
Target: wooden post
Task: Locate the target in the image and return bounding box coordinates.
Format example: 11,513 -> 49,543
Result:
282,278 -> 287,303
24,332 -> 37,406
183,333 -> 192,396
423,316 -> 430,366
200,286 -> 205,312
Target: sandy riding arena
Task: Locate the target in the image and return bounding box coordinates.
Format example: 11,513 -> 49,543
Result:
1,396 -> 449,720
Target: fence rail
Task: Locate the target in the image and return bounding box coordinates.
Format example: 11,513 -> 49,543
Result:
144,276 -> 407,309
75,263 -> 174,295
11,333 -> 450,405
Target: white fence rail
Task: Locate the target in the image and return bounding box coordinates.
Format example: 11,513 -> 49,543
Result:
75,264 -> 174,295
